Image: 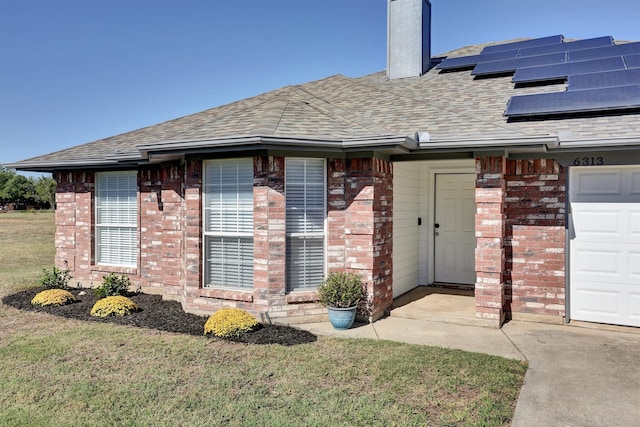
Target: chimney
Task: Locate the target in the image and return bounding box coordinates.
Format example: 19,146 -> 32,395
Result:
387,0 -> 431,80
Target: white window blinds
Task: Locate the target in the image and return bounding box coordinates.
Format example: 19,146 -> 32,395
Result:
286,158 -> 326,291
203,159 -> 254,289
95,171 -> 138,267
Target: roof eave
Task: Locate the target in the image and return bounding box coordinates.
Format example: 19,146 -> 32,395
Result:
139,135 -> 418,157
4,158 -> 136,173
7,135 -> 418,172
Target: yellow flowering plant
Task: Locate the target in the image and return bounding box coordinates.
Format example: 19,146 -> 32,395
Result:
204,308 -> 260,338
31,289 -> 76,307
90,296 -> 139,317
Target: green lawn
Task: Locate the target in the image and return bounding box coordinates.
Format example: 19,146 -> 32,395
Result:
0,211 -> 527,426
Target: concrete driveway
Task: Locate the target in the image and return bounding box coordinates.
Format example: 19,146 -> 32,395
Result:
504,321 -> 640,427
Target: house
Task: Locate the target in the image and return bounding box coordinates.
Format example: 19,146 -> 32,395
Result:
8,0 -> 640,328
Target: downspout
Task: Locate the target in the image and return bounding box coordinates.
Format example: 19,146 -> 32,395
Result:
564,169 -> 571,324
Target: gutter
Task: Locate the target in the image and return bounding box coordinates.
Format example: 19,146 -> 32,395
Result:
418,135 -> 559,150
555,136 -> 640,149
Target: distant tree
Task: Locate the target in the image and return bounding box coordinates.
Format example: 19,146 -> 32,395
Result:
4,174 -> 34,204
0,166 -> 16,204
0,164 -> 55,209
0,165 -> 15,195
34,176 -> 57,207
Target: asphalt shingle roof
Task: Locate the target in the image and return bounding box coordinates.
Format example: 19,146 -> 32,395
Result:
11,36 -> 640,170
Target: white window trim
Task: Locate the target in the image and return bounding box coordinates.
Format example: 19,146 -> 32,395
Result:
95,170 -> 138,267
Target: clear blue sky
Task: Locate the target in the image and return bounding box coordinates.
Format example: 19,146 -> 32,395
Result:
1,0 -> 639,173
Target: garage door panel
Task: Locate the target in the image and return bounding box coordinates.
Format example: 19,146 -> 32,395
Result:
573,208 -> 620,235
573,287 -> 620,315
631,252 -> 640,278
573,172 -> 622,198
570,165 -> 640,328
572,247 -> 620,276
631,212 -> 640,235
631,294 -> 640,320
631,171 -> 640,195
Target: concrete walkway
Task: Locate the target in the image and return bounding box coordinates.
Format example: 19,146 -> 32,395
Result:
296,317 -> 640,426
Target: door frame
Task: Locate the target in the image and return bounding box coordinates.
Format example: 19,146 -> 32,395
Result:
425,161 -> 476,285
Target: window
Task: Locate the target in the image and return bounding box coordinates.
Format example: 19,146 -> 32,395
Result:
95,171 -> 138,267
286,158 -> 326,291
203,159 -> 254,289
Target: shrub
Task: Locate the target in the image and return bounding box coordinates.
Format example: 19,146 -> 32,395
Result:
38,267 -> 72,289
90,296 -> 139,317
31,289 -> 76,307
204,308 -> 260,338
94,273 -> 131,298
317,272 -> 365,308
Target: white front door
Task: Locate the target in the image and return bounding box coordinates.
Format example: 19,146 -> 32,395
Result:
570,165 -> 640,327
434,174 -> 476,285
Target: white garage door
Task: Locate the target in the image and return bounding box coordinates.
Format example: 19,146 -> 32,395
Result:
570,165 -> 640,327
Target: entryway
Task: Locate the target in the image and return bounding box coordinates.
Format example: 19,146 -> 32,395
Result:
391,161 -> 477,300
390,286 -> 485,326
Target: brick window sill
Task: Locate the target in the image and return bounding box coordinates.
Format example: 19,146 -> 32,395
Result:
91,266 -> 138,276
198,288 -> 254,302
286,291 -> 319,304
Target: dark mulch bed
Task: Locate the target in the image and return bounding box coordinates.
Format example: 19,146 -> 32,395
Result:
2,288 -> 317,346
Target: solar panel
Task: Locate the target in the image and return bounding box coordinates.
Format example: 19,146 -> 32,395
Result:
437,49 -> 519,70
505,85 -> 640,117
512,57 -> 626,83
481,35 -> 563,54
517,36 -> 613,58
625,53 -> 640,69
568,69 -> 640,91
437,34 -> 640,118
471,52 -> 566,76
568,42 -> 640,62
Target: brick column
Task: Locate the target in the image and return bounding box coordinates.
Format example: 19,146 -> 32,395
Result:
344,157 -> 393,321
182,160 -> 202,311
253,156 -> 286,311
327,159 -> 346,271
475,157 -> 507,326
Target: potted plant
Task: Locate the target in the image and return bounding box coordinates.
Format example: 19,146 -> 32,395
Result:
317,272 -> 365,329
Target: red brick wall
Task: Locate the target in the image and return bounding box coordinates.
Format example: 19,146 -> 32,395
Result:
54,172 -> 95,282
55,167 -> 185,291
53,155 -> 393,322
344,158 -> 393,320
504,159 -> 566,318
139,165 -> 183,297
475,157 -> 566,323
181,156 -> 324,320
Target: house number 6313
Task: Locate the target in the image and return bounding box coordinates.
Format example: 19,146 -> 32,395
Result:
573,156 -> 604,166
